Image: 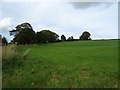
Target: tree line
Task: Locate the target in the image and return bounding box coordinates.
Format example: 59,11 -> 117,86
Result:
2,22 -> 91,45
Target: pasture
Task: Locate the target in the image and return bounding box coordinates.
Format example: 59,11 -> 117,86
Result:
2,40 -> 118,88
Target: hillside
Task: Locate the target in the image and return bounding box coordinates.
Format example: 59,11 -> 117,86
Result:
3,40 -> 118,88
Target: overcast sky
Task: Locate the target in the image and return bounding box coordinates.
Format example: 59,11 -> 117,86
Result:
0,1 -> 118,41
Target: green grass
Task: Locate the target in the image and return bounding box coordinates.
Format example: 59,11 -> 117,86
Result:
2,40 -> 118,88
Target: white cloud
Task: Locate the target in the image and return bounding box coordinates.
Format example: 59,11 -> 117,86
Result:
0,17 -> 13,34
1,2 -> 118,40
27,2 -> 117,39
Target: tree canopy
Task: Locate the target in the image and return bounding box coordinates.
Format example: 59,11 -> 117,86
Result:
9,22 -> 92,45
61,35 -> 66,41
67,36 -> 74,41
10,23 -> 36,44
79,31 -> 91,40
36,30 -> 59,43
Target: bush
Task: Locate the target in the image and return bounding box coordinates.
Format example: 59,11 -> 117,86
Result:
2,44 -> 23,70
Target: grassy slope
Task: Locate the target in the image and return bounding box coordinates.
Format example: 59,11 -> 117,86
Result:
3,40 -> 118,88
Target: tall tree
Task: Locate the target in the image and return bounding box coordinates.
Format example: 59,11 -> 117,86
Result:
36,30 -> 59,43
80,31 -> 91,40
10,22 -> 36,44
61,35 -> 66,41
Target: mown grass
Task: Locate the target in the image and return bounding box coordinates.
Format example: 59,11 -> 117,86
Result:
2,40 -> 118,88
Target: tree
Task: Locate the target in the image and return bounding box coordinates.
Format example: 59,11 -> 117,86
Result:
13,29 -> 36,44
61,35 -> 66,41
2,37 -> 8,46
9,22 -> 36,44
36,30 -> 59,43
79,31 -> 91,40
67,36 -> 74,41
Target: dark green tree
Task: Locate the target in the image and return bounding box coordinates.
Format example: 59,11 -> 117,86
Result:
80,31 -> 91,40
9,22 -> 36,44
36,30 -> 59,43
61,35 -> 66,41
2,37 -> 8,46
67,36 -> 74,41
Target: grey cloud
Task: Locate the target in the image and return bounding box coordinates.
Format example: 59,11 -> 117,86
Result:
70,2 -> 113,9
1,26 -> 11,34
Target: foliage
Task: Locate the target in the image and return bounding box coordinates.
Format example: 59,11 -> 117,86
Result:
61,35 -> 66,41
80,31 -> 91,40
67,36 -> 74,41
9,23 -> 94,44
36,30 -> 59,43
13,29 -> 36,44
10,23 -> 33,36
10,23 -> 36,44
2,37 -> 8,46
2,44 -> 23,70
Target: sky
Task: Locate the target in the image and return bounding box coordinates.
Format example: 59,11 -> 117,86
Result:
0,1 -> 118,41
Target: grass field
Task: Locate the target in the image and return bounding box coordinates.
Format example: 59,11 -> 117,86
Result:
2,40 -> 118,88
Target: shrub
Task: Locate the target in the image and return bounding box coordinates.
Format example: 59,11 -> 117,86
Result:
2,44 -> 22,70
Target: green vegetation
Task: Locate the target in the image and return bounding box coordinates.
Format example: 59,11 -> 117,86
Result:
9,22 -> 92,45
80,31 -> 91,40
2,40 -> 118,88
36,30 -> 59,43
9,23 -> 59,44
61,35 -> 66,41
2,37 -> 8,46
2,45 -> 23,71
